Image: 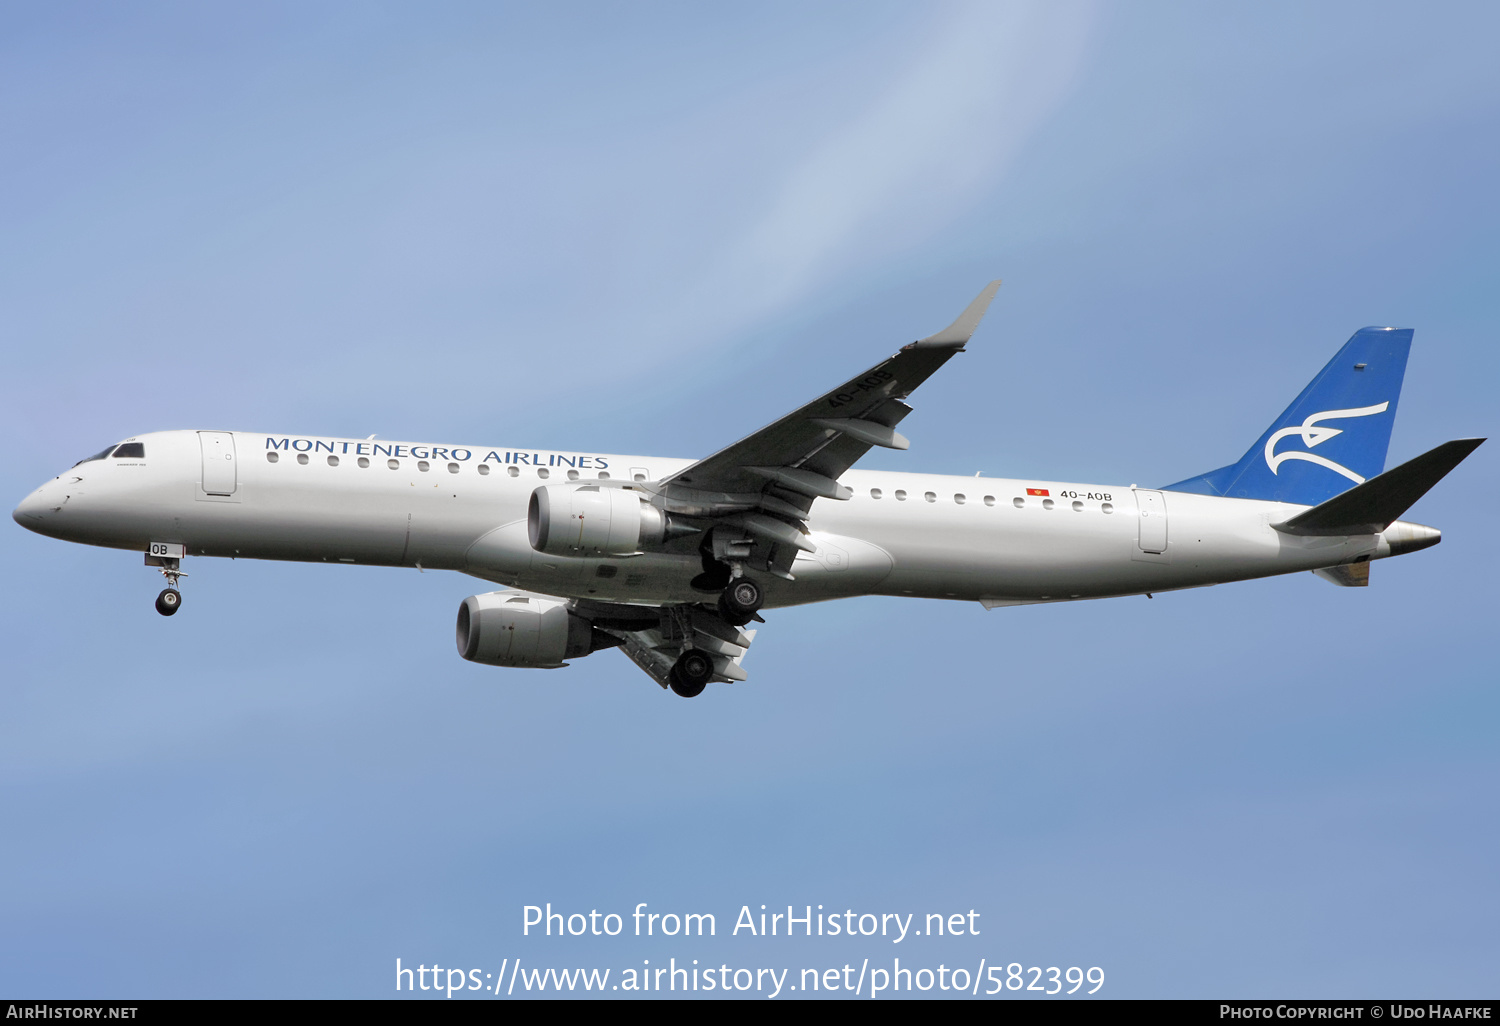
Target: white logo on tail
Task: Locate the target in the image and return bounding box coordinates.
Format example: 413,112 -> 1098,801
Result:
1263,403 -> 1389,484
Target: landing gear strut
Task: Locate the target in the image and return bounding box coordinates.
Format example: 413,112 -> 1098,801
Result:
691,526 -> 747,593
668,649 -> 714,698
694,527 -> 767,623
151,556 -> 187,617
690,555 -> 732,593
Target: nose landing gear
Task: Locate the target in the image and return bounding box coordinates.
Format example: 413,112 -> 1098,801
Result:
147,551 -> 188,617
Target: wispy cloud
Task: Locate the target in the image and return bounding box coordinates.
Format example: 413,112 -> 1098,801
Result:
722,0 -> 1096,318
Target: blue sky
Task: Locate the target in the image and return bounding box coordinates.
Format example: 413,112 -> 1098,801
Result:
3,0 -> 1497,998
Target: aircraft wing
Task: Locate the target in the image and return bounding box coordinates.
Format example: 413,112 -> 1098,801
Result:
652,281 -> 1000,577
661,281 -> 999,497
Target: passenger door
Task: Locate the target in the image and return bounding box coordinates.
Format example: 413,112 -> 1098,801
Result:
199,431 -> 237,496
1134,488 -> 1168,554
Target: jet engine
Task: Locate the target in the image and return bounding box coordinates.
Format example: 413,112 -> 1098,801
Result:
455,590 -> 620,668
528,484 -> 678,557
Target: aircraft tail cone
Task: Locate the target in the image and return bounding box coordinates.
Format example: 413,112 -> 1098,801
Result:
1384,521 -> 1441,556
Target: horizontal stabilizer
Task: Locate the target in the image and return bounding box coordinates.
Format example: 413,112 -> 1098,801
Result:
1275,438 -> 1484,536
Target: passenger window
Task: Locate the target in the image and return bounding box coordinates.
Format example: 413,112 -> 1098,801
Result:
954,493 -> 966,505
537,468 -> 550,479
358,457 -> 370,468
894,490 -> 907,501
266,452 -> 279,464
297,453 -> 309,465
112,443 -> 145,459
477,464 -> 491,476
448,463 -> 460,474
598,471 -> 610,480
418,460 -> 430,472
1012,497 -> 1025,508
1072,500 -> 1084,512
870,488 -> 883,499
387,459 -> 400,470
1042,498 -> 1055,510
983,495 -> 995,506
1101,502 -> 1113,514
507,466 -> 520,477
328,455 -> 339,466
924,491 -> 936,503
567,469 -> 579,481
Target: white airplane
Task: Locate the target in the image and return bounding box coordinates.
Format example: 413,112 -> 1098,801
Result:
12,282 -> 1483,697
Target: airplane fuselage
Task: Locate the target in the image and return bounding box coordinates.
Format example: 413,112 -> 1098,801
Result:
13,429 -> 1432,611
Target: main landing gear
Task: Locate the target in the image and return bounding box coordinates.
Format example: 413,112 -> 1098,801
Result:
693,532 -> 767,627
667,575 -> 765,699
668,649 -> 714,698
717,576 -> 763,627
674,531 -> 767,696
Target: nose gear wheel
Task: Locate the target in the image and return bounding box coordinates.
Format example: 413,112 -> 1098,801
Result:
151,556 -> 187,616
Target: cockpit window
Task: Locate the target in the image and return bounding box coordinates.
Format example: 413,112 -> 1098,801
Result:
72,442 -> 146,466
74,445 -> 118,467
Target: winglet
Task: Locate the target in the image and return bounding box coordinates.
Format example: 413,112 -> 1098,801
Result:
910,280 -> 1002,349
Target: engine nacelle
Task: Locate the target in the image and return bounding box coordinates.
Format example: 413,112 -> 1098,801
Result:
456,590 -> 612,668
528,484 -> 670,556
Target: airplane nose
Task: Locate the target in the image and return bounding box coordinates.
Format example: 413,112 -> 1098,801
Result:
13,485 -> 51,528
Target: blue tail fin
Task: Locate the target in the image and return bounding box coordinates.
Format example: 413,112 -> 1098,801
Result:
1163,327 -> 1412,506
